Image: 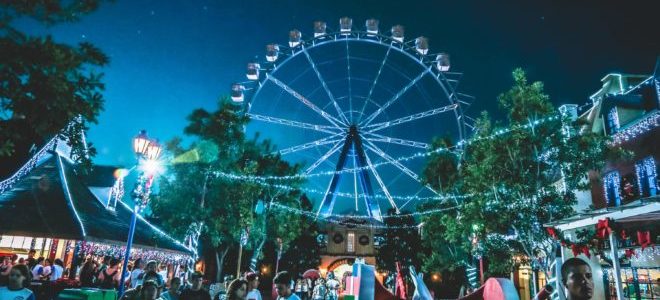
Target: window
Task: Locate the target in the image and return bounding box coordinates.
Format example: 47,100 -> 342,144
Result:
606,107 -> 620,134
604,171 -> 621,207
347,232 -> 355,253
635,157 -> 658,198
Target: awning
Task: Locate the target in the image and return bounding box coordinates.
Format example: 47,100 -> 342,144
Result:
545,197 -> 660,231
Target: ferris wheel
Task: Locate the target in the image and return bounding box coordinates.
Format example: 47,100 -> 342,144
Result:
231,18 -> 472,222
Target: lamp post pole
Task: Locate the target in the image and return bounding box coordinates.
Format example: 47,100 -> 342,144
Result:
118,130 -> 161,297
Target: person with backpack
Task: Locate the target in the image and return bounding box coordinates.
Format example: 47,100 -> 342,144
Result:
98,258 -> 121,289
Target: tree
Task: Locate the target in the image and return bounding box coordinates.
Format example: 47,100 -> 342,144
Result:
376,209 -> 422,274
0,1 -> 108,174
153,98 -> 305,282
279,194 -> 321,276
421,69 -> 626,279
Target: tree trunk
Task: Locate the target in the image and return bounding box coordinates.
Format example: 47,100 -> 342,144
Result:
249,238 -> 267,272
215,247 -> 230,283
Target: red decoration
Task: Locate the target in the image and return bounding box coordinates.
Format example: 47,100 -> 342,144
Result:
571,244 -> 590,258
595,218 -> 613,239
637,231 -> 652,250
395,262 -> 407,300
546,227 -> 558,239
624,249 -> 636,258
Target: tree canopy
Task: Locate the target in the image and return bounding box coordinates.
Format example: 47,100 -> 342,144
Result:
420,68 -> 626,278
0,0 -> 107,174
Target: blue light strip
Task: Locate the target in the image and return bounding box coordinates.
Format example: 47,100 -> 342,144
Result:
57,155 -> 87,237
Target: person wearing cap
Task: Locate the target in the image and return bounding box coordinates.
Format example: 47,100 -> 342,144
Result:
244,272 -> 261,300
180,271 -> 211,300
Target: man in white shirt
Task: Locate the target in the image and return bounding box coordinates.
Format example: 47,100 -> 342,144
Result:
245,272 -> 262,300
274,271 -> 300,300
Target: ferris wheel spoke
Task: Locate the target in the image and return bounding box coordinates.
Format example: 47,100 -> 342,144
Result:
360,68 -> 431,127
345,39 -> 354,123
364,132 -> 430,149
304,140 -> 344,175
365,104 -> 459,133
363,150 -> 399,213
302,47 -> 351,124
247,113 -> 341,135
363,140 -> 439,195
267,74 -> 347,129
358,44 -> 392,124
277,132 -> 345,155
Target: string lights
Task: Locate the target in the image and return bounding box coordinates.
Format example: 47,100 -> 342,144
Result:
610,111 -> 660,146
80,241 -> 191,264
0,137 -> 58,194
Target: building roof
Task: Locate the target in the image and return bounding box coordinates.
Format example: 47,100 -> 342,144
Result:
0,150 -> 192,255
545,197 -> 660,231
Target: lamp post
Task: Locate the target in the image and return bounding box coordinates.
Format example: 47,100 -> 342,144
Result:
118,130 -> 162,297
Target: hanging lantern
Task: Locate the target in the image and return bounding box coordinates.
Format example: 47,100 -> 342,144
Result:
255,199 -> 265,215
391,25 -> 404,43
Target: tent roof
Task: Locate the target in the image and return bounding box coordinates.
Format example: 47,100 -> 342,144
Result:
0,151 -> 191,255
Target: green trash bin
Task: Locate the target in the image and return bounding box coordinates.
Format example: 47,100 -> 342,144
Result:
56,288 -> 105,300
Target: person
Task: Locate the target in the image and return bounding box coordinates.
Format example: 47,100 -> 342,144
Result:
162,277 -> 182,300
0,256 -> 12,286
142,260 -> 165,288
245,272 -> 261,300
294,279 -> 303,299
98,257 -> 121,289
40,258 -> 52,281
122,271 -> 164,300
51,259 -> 64,281
0,264 -> 35,300
31,257 -> 44,280
158,264 -> 169,281
274,271 -> 300,300
140,280 -> 162,300
180,271 -> 211,300
325,273 -> 339,300
311,278 -> 326,300
131,258 -> 145,288
223,279 -> 247,300
18,258 -> 25,265
80,257 -> 98,287
10,254 -> 18,266
26,250 -> 37,270
96,256 -> 111,282
561,257 -> 594,300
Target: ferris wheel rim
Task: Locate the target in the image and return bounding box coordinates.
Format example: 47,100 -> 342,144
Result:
245,32 -> 466,143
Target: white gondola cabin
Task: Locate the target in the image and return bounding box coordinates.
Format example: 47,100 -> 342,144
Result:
266,44 -> 279,62
415,37 -> 429,55
340,17 -> 352,35
314,21 -> 327,38
246,63 -> 260,80
231,83 -> 244,103
366,19 -> 379,36
289,29 -> 302,48
436,53 -> 450,72
391,25 -> 404,43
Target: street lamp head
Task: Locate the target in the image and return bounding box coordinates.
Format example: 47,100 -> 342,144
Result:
133,130 -> 151,156
145,139 -> 162,161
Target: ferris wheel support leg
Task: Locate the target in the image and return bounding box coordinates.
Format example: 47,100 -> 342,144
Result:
316,135 -> 353,219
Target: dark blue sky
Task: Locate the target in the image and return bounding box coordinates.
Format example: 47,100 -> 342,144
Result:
16,0 -> 659,168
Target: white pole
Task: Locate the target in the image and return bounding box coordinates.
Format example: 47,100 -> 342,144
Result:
556,245 -> 566,300
609,232 -> 624,300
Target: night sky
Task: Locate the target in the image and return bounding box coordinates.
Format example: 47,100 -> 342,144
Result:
13,1 -> 659,211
